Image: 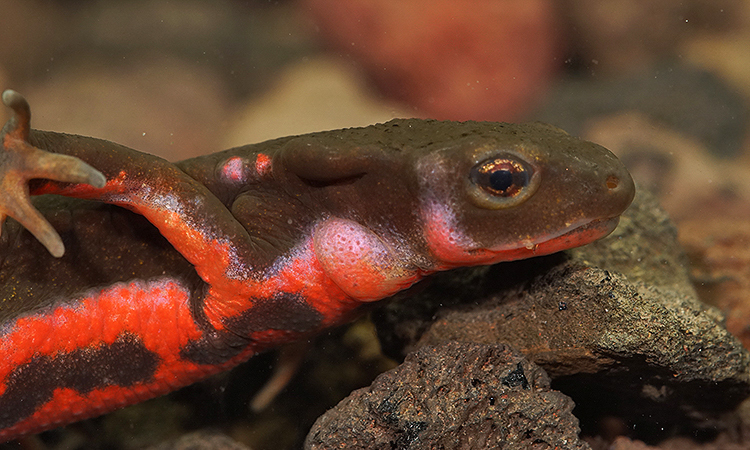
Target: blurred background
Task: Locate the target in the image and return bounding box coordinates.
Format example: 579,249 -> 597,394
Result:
1,1 -> 750,449
2,0 -> 749,222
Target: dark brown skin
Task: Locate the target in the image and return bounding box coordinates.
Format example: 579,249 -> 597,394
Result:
0,90 -> 634,441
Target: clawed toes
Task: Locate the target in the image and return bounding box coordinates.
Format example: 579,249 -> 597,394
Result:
0,90 -> 106,257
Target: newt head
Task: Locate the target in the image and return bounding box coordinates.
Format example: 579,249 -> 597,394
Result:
269,118 -> 634,300
412,120 -> 635,269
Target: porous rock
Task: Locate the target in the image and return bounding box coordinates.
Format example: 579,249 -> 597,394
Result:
305,342 -> 589,450
580,113 -> 750,222
147,431 -> 251,450
373,189 -> 750,442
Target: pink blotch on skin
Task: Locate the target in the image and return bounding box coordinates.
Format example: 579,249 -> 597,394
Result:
421,200 -> 490,267
255,153 -> 272,176
313,218 -> 419,302
221,157 -> 247,183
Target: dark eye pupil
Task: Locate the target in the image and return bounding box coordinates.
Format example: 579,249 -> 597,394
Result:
489,169 -> 514,192
470,156 -> 531,198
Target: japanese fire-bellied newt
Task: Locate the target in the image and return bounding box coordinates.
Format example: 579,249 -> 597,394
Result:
0,89 -> 635,441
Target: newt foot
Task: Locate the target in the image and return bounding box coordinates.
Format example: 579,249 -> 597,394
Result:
0,90 -> 106,257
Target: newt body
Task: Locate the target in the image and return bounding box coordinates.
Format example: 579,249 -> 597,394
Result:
0,91 -> 634,441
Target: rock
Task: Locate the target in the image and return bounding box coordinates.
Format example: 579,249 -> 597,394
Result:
3,0 -> 315,160
0,0 -> 68,80
147,431 -> 252,450
1,0 -> 312,100
25,56 -> 231,160
305,342 -> 590,450
683,1 -> 750,100
302,0 -> 562,122
608,434 -> 750,450
373,189 -> 750,443
680,219 -> 750,350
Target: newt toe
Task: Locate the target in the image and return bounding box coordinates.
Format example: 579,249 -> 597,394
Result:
0,90 -> 106,257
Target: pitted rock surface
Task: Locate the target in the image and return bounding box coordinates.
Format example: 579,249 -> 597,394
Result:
305,342 -> 589,450
373,190 -> 750,442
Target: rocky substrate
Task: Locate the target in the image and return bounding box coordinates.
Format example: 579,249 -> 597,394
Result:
306,190 -> 750,449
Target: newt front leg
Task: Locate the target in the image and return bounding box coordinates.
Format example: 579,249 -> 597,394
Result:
0,90 -> 105,257
0,90 -> 633,441
0,91 -> 267,440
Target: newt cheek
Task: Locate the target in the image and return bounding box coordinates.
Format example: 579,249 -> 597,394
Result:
312,218 -> 419,302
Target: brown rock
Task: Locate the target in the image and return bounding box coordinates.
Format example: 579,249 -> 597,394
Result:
680,218 -> 750,350
682,1 -> 750,100
305,342 -> 589,450
0,0 -> 68,79
373,189 -> 750,443
23,56 -> 230,161
535,65 -> 749,160
148,431 -> 252,450
608,434 -> 750,450
223,57 -> 409,147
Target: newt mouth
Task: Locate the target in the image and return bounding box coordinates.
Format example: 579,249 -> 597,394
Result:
482,216 -> 621,264
429,215 -> 624,271
530,216 -> 621,257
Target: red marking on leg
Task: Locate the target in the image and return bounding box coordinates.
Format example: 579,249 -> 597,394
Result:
35,171 -> 255,286
33,170 -> 128,198
150,210 -> 251,283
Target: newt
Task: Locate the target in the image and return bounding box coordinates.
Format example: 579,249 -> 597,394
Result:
0,89 -> 634,441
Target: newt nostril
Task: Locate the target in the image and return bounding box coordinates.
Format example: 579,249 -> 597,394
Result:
606,175 -> 620,190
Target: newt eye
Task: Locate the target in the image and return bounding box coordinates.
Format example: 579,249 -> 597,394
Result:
467,155 -> 539,209
472,158 -> 529,197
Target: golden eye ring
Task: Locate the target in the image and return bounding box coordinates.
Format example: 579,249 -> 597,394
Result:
467,154 -> 539,209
